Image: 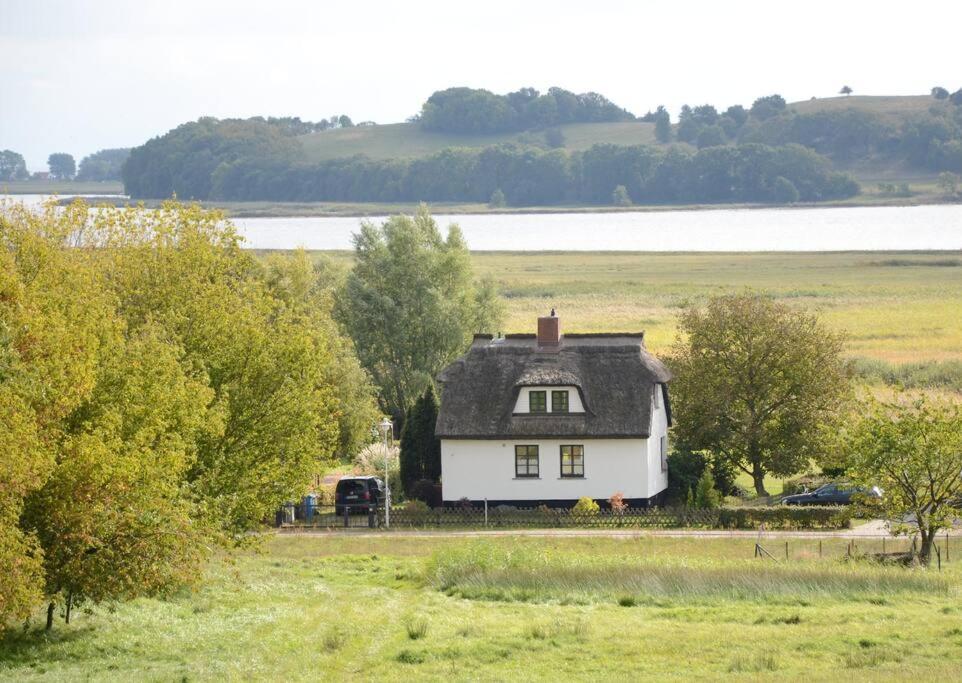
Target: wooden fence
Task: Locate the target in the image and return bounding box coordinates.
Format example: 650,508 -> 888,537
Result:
281,504 -> 851,531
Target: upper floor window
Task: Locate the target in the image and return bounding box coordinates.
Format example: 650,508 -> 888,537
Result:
515,445 -> 539,478
529,390 -> 547,413
551,390 -> 569,413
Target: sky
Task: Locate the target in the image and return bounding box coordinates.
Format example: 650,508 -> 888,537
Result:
2,0 -> 961,171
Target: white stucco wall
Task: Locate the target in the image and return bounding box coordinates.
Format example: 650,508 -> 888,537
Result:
512,386 -> 585,413
442,438 -> 651,501
442,384 -> 671,503
646,384 -> 670,497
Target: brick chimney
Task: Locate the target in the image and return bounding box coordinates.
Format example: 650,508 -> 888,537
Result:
537,309 -> 561,347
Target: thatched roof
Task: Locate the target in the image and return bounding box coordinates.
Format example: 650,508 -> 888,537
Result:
435,334 -> 671,439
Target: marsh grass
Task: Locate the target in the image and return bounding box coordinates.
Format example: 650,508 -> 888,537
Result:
430,542 -> 948,604
404,616 -> 428,640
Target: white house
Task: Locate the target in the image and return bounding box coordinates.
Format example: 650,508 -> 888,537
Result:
435,312 -> 672,507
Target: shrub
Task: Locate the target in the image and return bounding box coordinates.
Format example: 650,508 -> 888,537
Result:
316,482 -> 337,507
694,470 -> 721,509
608,492 -> 628,513
571,497 -> 600,515
772,175 -> 800,204
404,616 -> 428,640
611,184 -> 632,206
717,506 -> 851,530
354,442 -> 401,499
409,479 -> 442,507
402,499 -> 430,514
667,449 -> 737,503
489,188 -> 506,208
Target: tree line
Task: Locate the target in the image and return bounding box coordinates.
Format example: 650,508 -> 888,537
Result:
1,201 -> 501,630
125,122 -> 859,205
417,86 -> 634,134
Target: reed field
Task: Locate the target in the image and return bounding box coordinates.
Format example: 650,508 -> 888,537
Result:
464,250 -> 962,364
2,535 -> 959,681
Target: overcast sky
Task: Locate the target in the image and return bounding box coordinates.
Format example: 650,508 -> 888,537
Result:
2,0 -> 960,170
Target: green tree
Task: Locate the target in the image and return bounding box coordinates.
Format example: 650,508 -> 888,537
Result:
669,293 -> 850,496
0,149 -> 29,181
937,171 -> 958,195
838,395 -> 962,566
750,94 -> 786,121
338,115 -> 354,128
696,125 -> 726,149
399,386 -> 441,497
771,175 -> 800,203
544,127 -> 565,148
694,469 -> 722,509
653,106 -> 672,143
47,153 -> 76,179
839,85 -> 853,96
336,205 -> 504,420
931,86 -> 949,100
612,184 -> 632,206
76,148 -> 130,181
489,188 -> 506,208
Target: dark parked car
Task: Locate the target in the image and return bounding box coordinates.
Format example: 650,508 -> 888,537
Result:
782,482 -> 881,506
334,476 -> 385,515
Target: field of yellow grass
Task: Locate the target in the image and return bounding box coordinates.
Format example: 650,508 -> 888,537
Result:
465,251 -> 962,363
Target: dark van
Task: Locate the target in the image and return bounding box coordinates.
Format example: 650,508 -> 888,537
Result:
334,476 -> 385,515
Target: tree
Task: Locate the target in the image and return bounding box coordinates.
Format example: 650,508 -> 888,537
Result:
931,86 -> 950,100
489,188 -> 506,208
612,184 -> 632,206
76,148 -> 131,181
669,293 -> 850,496
653,106 -> 672,143
336,205 -> 504,420
839,85 -> 853,96
693,469 -> 722,509
47,153 -> 76,179
695,125 -> 726,149
771,175 -> 800,203
750,94 -> 786,121
937,171 -> 958,195
951,89 -> 962,106
838,395 -> 962,566
399,386 -> 441,497
338,115 -> 354,128
544,127 -> 565,148
0,149 -> 29,181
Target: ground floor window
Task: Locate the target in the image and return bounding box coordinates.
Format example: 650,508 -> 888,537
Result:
560,445 -> 584,478
515,445 -> 539,477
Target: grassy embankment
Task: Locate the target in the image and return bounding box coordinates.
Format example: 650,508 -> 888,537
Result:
1,535 -> 959,681
0,180 -> 124,195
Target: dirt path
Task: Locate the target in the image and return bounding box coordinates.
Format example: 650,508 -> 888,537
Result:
278,521 -> 961,540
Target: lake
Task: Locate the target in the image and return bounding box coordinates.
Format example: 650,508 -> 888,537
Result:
5,194 -> 962,251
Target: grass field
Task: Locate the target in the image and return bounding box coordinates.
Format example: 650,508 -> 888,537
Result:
2,535 -> 959,681
456,250 -> 962,363
298,120 -> 658,162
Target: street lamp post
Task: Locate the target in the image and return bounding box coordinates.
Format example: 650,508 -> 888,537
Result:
378,418 -> 393,528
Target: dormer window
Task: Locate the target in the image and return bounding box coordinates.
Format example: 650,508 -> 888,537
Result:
552,390 -> 569,413
529,390 -> 547,413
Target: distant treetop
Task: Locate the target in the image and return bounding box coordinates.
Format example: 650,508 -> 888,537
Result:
418,86 -> 635,134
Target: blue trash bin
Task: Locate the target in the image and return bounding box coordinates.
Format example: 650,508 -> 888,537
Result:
303,493 -> 317,523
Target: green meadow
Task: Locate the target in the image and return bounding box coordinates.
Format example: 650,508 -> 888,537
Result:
2,535 -> 959,681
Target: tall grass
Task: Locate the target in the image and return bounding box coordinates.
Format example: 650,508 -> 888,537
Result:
429,541 -> 947,604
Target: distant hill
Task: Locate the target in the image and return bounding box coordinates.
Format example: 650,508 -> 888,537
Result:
122,89 -> 962,205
